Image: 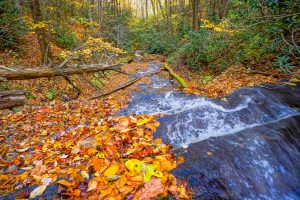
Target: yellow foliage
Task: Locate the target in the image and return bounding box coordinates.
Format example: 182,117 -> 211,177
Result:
59,37 -> 126,62
200,19 -> 235,33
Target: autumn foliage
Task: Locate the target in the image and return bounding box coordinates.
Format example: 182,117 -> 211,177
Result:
0,98 -> 192,199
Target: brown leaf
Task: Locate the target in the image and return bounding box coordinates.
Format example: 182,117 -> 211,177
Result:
135,178 -> 165,200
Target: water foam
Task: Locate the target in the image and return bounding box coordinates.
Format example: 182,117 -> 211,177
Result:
122,63 -> 300,147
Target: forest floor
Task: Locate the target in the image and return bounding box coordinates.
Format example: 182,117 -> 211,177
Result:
0,54 -> 293,199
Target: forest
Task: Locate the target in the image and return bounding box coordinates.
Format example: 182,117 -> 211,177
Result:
0,0 -> 300,199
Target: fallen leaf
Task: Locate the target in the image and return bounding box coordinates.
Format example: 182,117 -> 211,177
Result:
135,178 -> 164,199
143,165 -> 163,182
125,159 -> 143,175
16,147 -> 29,153
29,185 -> 47,199
57,180 -> 72,187
87,180 -> 97,192
104,165 -> 119,177
119,186 -> 133,194
81,171 -> 89,179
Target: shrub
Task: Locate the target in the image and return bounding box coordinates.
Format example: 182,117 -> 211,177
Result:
0,0 -> 25,50
231,30 -> 274,63
53,26 -> 79,50
171,29 -> 229,70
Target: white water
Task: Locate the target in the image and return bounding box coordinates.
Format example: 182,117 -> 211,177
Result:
123,63 -> 300,148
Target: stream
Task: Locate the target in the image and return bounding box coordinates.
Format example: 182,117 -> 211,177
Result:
120,62 -> 300,200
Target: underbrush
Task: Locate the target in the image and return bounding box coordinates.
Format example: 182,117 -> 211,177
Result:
168,27 -> 276,72
53,26 -> 79,50
0,0 -> 25,50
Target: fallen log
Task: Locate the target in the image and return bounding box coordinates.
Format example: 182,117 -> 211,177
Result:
0,63 -> 122,81
164,64 -> 188,88
90,77 -> 141,100
0,91 -> 26,110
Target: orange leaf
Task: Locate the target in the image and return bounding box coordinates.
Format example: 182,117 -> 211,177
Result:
57,180 -> 72,187
119,186 -> 133,194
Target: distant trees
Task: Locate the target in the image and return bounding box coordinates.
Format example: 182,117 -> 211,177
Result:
0,0 -> 299,71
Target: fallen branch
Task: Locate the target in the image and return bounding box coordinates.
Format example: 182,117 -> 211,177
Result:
0,91 -> 26,110
164,64 -> 188,88
90,77 -> 141,100
0,63 -> 122,81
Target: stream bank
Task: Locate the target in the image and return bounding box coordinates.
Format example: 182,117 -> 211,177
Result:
122,62 -> 300,199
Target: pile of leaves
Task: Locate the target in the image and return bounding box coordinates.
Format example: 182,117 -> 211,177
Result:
0,98 -> 192,199
183,65 -> 277,98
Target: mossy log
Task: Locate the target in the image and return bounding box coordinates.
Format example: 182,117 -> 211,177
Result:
164,64 -> 188,88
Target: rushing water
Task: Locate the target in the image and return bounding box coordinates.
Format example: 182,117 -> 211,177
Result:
121,62 -> 300,199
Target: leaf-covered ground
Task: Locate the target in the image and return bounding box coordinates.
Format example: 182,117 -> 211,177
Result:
0,98 -> 191,199
0,59 -> 194,199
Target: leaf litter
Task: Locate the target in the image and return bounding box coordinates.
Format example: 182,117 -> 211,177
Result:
0,96 -> 192,199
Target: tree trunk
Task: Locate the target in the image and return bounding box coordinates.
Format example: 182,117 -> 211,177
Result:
89,0 -> 95,35
29,0 -> 51,65
192,0 -> 199,31
98,0 -> 104,36
0,64 -> 122,81
0,91 -> 26,110
145,0 -> 149,19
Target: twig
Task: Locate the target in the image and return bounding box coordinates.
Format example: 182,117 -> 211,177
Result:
89,77 -> 141,100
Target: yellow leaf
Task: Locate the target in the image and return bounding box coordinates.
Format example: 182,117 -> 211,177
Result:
29,185 -> 47,199
125,159 -> 143,175
81,171 -> 89,179
104,165 -> 119,177
137,118 -> 150,126
0,174 -> 8,180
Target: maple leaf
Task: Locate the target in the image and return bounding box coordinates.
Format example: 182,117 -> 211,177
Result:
125,159 -> 143,175
143,165 -> 163,182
